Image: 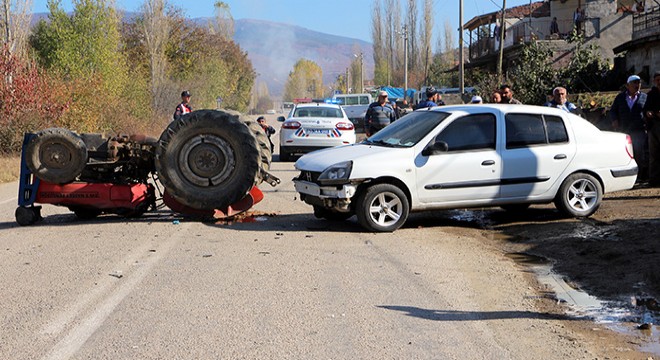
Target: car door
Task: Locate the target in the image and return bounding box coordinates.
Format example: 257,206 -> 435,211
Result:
415,112 -> 501,204
500,113 -> 576,198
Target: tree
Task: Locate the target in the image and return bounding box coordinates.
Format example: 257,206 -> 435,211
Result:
0,45 -> 68,152
209,1 -> 234,40
141,0 -> 171,111
560,32 -> 611,93
508,41 -> 555,105
29,0 -> 147,132
283,59 -> 323,101
420,0 -> 433,85
0,0 -> 32,60
371,0 -> 385,85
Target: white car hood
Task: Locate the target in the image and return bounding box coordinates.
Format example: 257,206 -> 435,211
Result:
294,143 -> 411,174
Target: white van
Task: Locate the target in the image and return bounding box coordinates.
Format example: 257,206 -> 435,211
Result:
331,93 -> 373,133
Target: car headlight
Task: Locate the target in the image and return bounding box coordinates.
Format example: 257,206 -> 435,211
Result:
318,161 -> 353,185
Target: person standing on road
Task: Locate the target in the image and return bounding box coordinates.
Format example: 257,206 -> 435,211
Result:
365,91 -> 396,137
610,75 -> 648,183
643,71 -> 660,187
257,116 -> 276,153
544,86 -> 577,113
173,90 -> 192,121
416,87 -> 444,110
500,84 -> 522,104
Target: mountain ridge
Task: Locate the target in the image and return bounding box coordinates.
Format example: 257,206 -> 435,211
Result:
30,13 -> 374,96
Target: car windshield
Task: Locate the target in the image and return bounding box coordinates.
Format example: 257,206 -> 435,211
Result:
293,107 -> 342,118
363,111 -> 449,147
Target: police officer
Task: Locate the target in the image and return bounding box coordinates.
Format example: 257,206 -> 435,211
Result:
173,90 -> 192,121
365,91 -> 396,136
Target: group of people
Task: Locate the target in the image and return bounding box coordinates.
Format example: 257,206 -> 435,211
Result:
610,73 -> 660,187
174,71 -> 660,187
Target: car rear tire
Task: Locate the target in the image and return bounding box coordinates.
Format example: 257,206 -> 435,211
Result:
356,184 -> 409,232
554,173 -> 602,217
156,110 -> 261,211
25,128 -> 88,184
279,146 -> 291,162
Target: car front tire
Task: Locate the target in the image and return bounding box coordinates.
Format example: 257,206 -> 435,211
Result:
554,173 -> 602,217
356,184 -> 409,232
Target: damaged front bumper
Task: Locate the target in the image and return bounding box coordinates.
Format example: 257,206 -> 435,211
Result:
293,180 -> 358,212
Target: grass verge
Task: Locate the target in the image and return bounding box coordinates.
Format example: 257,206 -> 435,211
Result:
0,156 -> 20,183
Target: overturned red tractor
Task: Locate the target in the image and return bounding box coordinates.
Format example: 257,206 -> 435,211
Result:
15,110 -> 279,225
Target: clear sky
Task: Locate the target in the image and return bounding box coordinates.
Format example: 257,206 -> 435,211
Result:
31,0 -> 533,45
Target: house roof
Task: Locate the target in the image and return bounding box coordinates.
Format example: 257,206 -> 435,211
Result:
463,1 -> 550,31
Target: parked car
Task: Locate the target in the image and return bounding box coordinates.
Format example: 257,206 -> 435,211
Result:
293,104 -> 638,232
278,103 -> 356,161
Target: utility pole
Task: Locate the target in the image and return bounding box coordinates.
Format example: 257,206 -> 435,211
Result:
497,0 -> 507,82
346,67 -> 350,94
459,0 -> 464,94
402,24 -> 409,102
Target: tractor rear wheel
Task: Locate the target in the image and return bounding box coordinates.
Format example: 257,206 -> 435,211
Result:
156,110 -> 261,211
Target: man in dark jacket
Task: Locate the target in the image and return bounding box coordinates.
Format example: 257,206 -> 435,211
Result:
257,116 -> 276,153
365,91 -> 396,136
643,71 -> 660,186
415,86 -> 445,110
610,75 -> 648,182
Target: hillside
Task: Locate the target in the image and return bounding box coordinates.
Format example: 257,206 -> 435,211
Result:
234,19 -> 373,96
31,13 -> 374,97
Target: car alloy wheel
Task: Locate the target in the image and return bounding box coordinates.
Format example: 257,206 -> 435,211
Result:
555,173 -> 602,217
356,184 -> 409,232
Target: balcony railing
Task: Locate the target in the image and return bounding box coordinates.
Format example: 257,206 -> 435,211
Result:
633,6 -> 660,40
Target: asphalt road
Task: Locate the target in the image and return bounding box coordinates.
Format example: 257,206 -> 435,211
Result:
0,116 -> 642,359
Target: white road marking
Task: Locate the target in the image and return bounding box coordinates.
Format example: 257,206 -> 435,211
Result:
41,223 -> 190,360
0,197 -> 17,205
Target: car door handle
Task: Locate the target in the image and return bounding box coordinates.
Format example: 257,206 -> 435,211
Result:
554,154 -> 567,160
481,160 -> 495,166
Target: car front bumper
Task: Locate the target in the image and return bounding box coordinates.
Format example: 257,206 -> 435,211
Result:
293,180 -> 358,211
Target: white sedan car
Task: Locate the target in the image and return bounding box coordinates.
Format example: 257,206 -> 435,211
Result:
278,103 -> 356,161
293,104 -> 638,232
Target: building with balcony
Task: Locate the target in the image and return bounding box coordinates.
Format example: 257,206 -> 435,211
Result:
613,5 -> 660,85
463,0 -> 634,73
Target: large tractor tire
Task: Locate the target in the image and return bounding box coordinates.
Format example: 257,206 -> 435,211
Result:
25,128 -> 88,184
156,110 -> 262,211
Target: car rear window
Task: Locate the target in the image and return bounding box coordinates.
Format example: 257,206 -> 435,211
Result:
294,107 -> 342,118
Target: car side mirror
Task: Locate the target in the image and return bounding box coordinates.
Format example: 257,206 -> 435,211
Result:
277,116 -> 286,122
422,140 -> 449,156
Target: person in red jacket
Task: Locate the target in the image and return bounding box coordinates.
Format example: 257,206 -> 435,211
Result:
173,90 -> 192,121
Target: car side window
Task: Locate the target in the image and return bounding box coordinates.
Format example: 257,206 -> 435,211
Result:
545,115 -> 569,143
346,96 -> 358,105
359,96 -> 369,105
436,113 -> 496,151
506,113 -> 569,148
506,114 -> 546,148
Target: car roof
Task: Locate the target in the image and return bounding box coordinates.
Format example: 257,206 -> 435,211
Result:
428,103 -> 574,117
295,102 -> 342,109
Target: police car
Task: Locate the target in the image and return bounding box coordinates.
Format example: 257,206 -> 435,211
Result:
278,103 -> 356,161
